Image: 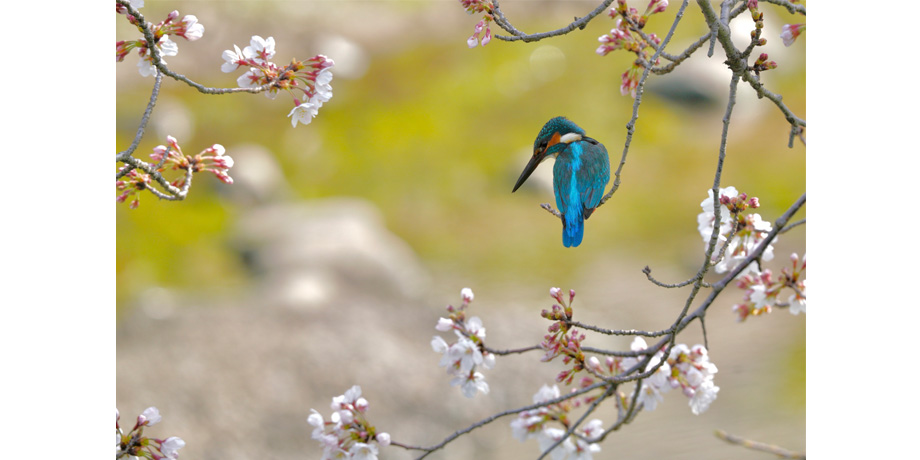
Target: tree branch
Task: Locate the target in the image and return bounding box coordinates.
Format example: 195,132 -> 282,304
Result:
715,429 -> 806,459
491,0 -> 617,43
599,0 -> 692,208
696,0 -> 806,133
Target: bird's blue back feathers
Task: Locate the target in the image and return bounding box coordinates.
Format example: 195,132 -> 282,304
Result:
552,137 -> 610,247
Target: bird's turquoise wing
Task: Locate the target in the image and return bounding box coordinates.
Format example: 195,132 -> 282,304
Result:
576,140 -> 610,218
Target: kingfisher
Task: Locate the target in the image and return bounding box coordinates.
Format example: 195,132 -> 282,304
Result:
512,117 -> 610,247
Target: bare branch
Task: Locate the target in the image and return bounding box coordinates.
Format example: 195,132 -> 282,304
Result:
759,0 -> 806,16
540,202 -> 562,218
599,0 -> 692,208
715,429 -> 806,459
116,71 -> 162,162
696,0 -> 806,134
491,0 -> 616,43
482,344 -> 542,355
780,218 -> 805,234
597,376 -> 643,439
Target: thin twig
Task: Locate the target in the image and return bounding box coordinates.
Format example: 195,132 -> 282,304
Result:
569,321 -> 672,339
597,375 -> 643,439
696,0 -> 806,134
779,218 -> 805,234
650,3 -> 747,71
581,346 -> 652,358
116,71 -> 162,162
599,0 -> 692,208
411,379 -> 611,459
715,429 -> 806,459
759,0 -> 806,16
536,384 -> 616,460
491,0 -> 617,43
482,344 -> 542,355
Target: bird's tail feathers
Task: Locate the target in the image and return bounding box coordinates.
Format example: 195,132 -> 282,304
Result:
563,213 -> 584,247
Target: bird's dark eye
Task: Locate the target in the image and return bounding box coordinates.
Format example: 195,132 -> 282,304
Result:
537,141 -> 547,154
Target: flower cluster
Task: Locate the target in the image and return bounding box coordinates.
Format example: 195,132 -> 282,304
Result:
596,0 -> 669,97
116,168 -> 152,209
509,384 -> 605,460
116,2 -> 205,77
540,288 -> 592,385
780,23 -> 806,47
431,288 -> 495,397
308,386 -> 391,460
116,136 -> 234,208
151,136 -> 235,186
751,52 -> 778,75
116,406 -> 186,459
697,186 -> 774,276
629,338 -> 720,415
732,252 -> 806,321
221,36 -> 335,127
458,0 -> 495,48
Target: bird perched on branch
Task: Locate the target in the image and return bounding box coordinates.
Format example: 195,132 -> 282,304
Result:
512,117 -> 610,247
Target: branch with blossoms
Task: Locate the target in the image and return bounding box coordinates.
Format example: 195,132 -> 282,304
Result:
300,2 -> 805,459
305,189 -> 802,460
115,0 -> 334,208
117,407 -> 186,460
457,0 -> 805,220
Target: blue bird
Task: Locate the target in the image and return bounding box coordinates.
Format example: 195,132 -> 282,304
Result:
512,117 -> 610,247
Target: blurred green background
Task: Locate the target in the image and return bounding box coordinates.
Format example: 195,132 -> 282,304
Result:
117,1 -> 805,459
117,0 -> 804,308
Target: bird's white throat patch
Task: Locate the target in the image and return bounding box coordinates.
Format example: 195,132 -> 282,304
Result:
559,132 -> 583,144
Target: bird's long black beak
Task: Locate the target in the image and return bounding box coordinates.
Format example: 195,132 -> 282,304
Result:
512,155 -> 542,193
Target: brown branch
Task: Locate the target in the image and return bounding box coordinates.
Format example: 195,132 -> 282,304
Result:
696,0 -> 806,133
536,384 -> 616,460
598,0 -> 692,208
715,429 -> 806,459
482,344 -> 542,355
490,0 -> 616,43
759,0 -> 806,16
409,379 -> 611,459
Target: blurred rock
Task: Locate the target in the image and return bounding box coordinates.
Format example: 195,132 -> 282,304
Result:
232,198 -> 429,309
218,144 -> 292,206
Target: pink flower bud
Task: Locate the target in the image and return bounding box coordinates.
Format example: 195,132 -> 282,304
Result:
461,287 -> 474,303
213,170 -> 234,184
588,356 -> 601,371
355,397 -> 369,412
691,344 -> 707,356
549,287 -> 562,301
138,407 -> 161,426
780,23 -> 805,47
